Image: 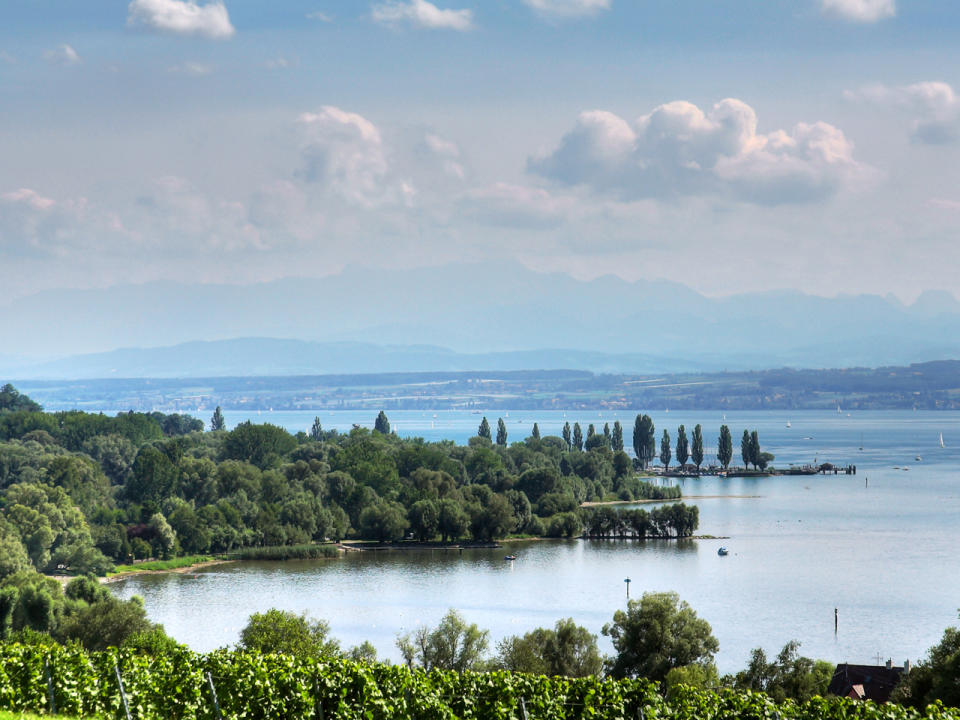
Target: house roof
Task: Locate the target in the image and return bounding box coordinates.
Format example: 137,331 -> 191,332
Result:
827,664 -> 904,703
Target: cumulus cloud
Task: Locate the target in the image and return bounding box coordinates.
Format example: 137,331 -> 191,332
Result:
821,0 -> 895,22
846,81 -> 960,144
297,106 -> 393,206
127,0 -> 235,39
0,189 -> 95,257
522,0 -> 611,18
372,0 -> 473,31
44,44 -> 80,66
528,99 -> 867,205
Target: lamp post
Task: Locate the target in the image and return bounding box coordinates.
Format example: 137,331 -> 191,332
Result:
624,577 -> 631,599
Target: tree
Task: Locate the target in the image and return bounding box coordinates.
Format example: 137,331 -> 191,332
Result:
741,430 -> 752,469
562,422 -> 572,450
632,415 -> 655,470
750,431 -> 761,470
221,421 -> 296,470
572,423 -> 583,451
691,424 -> 704,473
239,609 -> 340,659
891,616 -> 960,709
603,422 -> 611,443
408,500 -> 439,542
531,423 -> 540,440
374,411 -> 391,435
58,594 -> 158,651
612,421 -> 624,452
586,424 -> 596,440
147,513 -> 177,559
0,384 -> 41,412
359,502 -> 409,542
496,418 -> 508,446
602,591 -> 719,681
734,641 -> 833,703
660,430 -> 672,470
496,617 -> 603,677
209,406 -> 226,432
310,417 -> 323,441
675,425 -> 689,468
397,609 -> 489,672
437,499 -> 469,542
478,417 -> 491,441
718,425 -> 733,470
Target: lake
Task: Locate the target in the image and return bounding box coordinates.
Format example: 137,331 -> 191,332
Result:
112,410 -> 960,674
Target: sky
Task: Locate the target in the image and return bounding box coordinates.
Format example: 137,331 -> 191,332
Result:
1,0 -> 959,302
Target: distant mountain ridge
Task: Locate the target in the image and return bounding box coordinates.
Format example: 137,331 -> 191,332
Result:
3,262 -> 960,376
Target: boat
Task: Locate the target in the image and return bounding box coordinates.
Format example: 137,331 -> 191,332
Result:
717,547 -> 729,556
915,455 -> 922,462
940,432 -> 945,449
786,420 -> 791,428
504,555 -> 517,561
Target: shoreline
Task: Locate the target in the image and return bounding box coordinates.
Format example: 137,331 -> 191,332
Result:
101,558 -> 233,583
581,494 -> 762,507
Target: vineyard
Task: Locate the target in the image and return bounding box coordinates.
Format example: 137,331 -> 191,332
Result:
0,643 -> 956,720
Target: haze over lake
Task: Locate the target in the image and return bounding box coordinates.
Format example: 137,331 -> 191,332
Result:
112,410 -> 960,673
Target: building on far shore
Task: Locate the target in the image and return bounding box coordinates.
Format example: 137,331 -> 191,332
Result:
827,661 -> 909,702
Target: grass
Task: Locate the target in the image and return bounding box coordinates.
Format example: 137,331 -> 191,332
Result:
108,555 -> 214,575
228,544 -> 339,561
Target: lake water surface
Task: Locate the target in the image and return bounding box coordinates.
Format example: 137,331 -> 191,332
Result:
112,410 -> 960,674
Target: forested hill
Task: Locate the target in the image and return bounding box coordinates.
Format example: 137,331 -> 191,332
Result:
11,359 -> 960,411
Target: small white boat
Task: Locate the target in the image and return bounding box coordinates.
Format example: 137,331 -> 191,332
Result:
504,555 -> 517,561
915,455 -> 922,462
786,420 -> 792,428
717,547 -> 729,556
940,432 -> 945,449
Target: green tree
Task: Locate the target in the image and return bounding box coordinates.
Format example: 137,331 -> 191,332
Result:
562,422 -> 572,450
660,430 -> 672,470
221,421 -> 296,470
127,445 -> 177,505
750,430 -> 761,470
602,591 -> 719,681
675,425 -> 689,468
58,594 -> 158,651
359,502 -> 409,542
310,417 -> 323,441
633,415 -> 655,470
718,425 -> 733,470
397,608 -> 489,672
239,608 -> 340,659
891,616 -> 960,709
408,499 -> 439,541
209,406 -> 226,432
478,417 -> 491,441
741,430 -> 752,469
572,423 -> 583,451
691,424 -> 704,473
437,499 -> 469,542
531,423 -> 540,440
734,641 -> 833,703
587,424 -> 596,440
496,617 -> 603,677
374,411 -> 391,435
496,418 -> 508,446
612,421 -> 624,452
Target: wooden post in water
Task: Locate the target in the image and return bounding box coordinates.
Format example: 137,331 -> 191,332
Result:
835,608 -> 838,635
624,577 -> 631,599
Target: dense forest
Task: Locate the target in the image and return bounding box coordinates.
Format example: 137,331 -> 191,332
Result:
0,384 -> 695,580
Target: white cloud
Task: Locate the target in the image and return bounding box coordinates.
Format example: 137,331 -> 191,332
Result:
306,11 -> 333,22
522,0 -> 610,19
372,0 -> 473,31
127,0 -> 235,39
0,188 -> 97,257
265,57 -> 290,70
168,61 -> 214,75
528,98 -> 868,205
44,44 -> 80,66
297,106 -> 392,205
821,0 -> 895,23
460,183 -> 571,228
846,81 -> 960,144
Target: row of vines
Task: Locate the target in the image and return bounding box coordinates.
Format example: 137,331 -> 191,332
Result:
0,643 -> 955,720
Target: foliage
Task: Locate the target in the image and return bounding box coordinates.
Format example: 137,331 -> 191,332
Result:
374,411 -> 391,435
603,591 -> 719,681
239,609 -> 340,659
209,406 -> 226,432
734,641 -> 833,703
718,425 -> 733,469
397,609 -> 489,672
632,415 -> 655,470
495,618 -> 603,678
892,619 -> 960,709
229,544 -> 339,561
691,424 -> 704,472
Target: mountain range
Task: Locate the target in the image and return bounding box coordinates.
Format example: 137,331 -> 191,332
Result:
3,263 -> 960,379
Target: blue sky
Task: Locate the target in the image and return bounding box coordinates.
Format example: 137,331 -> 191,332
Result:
1,0 -> 959,301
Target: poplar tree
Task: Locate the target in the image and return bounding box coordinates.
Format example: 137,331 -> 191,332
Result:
496,418 -> 508,446
532,423 -> 540,440
633,414 -> 656,470
374,411 -> 391,434
210,406 -> 226,432
612,421 -> 624,452
691,424 -> 704,473
587,424 -> 596,440
676,425 -> 689,468
718,425 -> 733,470
310,416 -> 323,441
660,430 -> 672,470
741,430 -> 752,469
478,417 -> 492,440
562,422 -> 572,450
750,431 -> 761,470
572,423 -> 584,451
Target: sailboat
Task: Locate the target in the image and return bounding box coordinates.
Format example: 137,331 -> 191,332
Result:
940,432 -> 945,449
786,420 -> 792,428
